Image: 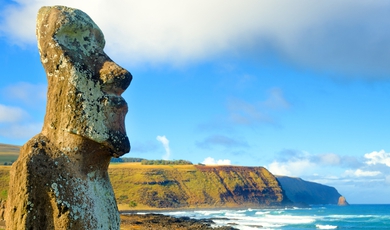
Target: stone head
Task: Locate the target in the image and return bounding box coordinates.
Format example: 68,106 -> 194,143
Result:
37,6 -> 131,156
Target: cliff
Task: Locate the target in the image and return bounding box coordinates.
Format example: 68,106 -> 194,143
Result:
109,163 -> 291,210
276,175 -> 342,205
0,144 -> 346,209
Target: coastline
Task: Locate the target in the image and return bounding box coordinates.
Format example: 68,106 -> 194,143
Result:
121,204 -> 390,229
0,212 -> 238,230
118,205 -> 298,230
120,213 -> 238,230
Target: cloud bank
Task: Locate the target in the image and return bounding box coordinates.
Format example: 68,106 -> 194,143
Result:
202,157 -> 231,166
364,150 -> 390,167
268,149 -> 390,183
1,1 -> 390,77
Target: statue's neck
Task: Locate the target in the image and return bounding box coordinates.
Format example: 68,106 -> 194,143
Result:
41,129 -> 112,175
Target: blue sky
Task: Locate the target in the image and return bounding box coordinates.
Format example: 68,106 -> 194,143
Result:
1,0 -> 390,204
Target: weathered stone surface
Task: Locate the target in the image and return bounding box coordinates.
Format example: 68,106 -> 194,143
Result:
6,5 -> 131,230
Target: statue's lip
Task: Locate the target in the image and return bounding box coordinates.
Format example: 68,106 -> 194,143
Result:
104,134 -> 130,157
101,95 -> 127,109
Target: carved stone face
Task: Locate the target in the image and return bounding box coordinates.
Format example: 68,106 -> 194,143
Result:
37,6 -> 131,156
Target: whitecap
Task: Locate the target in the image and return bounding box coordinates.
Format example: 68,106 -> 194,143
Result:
328,214 -> 377,219
316,224 -> 337,229
254,211 -> 270,215
224,212 -> 246,217
164,211 -> 188,215
194,210 -> 226,216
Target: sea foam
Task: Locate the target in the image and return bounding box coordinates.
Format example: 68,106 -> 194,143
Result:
316,224 -> 338,229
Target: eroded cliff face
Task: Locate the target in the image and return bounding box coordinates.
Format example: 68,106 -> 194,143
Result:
109,164 -> 291,209
276,176 -> 342,205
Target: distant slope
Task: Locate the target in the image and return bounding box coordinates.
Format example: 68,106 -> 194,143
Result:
276,175 -> 341,205
109,163 -> 291,210
0,145 -> 344,209
0,143 -> 20,165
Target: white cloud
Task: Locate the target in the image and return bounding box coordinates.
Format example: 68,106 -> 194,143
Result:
364,150 -> 390,167
268,159 -> 315,177
1,1 -> 390,77
156,135 -> 171,160
0,104 -> 27,123
344,169 -> 381,177
267,161 -> 292,176
202,157 -> 231,165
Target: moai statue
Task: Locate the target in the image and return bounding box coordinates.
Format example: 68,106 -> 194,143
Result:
6,5 -> 132,230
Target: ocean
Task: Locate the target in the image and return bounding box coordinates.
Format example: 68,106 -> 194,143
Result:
148,204 -> 390,229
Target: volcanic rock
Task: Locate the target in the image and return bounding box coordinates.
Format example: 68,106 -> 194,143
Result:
337,196 -> 349,206
120,214 -> 238,230
6,5 -> 131,230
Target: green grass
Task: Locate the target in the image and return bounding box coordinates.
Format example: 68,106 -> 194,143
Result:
0,143 -> 20,165
0,166 -> 11,200
0,159 -> 287,210
109,163 -> 286,210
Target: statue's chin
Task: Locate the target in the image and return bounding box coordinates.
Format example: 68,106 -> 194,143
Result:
102,133 -> 130,157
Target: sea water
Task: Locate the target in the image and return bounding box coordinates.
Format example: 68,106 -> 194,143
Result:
151,204 -> 390,229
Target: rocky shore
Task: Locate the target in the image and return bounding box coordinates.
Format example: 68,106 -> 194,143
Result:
120,213 -> 238,230
0,213 -> 237,230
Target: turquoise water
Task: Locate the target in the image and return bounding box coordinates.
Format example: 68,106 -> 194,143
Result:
156,205 -> 390,229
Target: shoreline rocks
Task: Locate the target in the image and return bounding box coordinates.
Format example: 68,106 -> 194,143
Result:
120,214 -> 238,230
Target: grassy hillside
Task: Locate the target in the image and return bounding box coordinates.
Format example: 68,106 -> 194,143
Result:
109,163 -> 289,210
0,162 -> 289,210
0,144 -> 20,200
0,144 -> 19,165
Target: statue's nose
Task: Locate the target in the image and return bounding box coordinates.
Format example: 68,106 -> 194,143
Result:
100,60 -> 132,95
